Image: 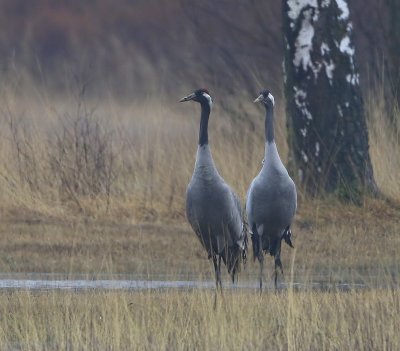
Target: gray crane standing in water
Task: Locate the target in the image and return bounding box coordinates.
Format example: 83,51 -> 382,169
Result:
180,89 -> 247,293
246,89 -> 297,291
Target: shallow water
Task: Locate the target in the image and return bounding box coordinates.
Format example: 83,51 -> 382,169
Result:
0,273 -> 397,292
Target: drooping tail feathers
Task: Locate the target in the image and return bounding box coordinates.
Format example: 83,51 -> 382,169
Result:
242,219 -> 249,265
283,226 -> 294,248
229,217 -> 249,282
250,224 -> 283,259
250,223 -> 259,261
223,242 -> 247,283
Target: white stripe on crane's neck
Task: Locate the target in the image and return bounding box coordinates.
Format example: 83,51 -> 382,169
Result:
202,92 -> 213,108
267,92 -> 275,106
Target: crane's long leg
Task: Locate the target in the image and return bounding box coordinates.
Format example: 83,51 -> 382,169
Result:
212,254 -> 223,309
212,255 -> 219,289
211,233 -> 223,291
217,255 -> 223,291
212,255 -> 218,309
259,237 -> 264,293
252,224 -> 264,292
274,242 -> 284,290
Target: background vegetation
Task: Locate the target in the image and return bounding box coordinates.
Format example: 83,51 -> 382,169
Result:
0,0 -> 398,99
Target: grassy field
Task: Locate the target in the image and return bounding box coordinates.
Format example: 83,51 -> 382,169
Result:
0,198 -> 399,285
0,82 -> 399,349
0,289 -> 398,350
0,87 -> 398,279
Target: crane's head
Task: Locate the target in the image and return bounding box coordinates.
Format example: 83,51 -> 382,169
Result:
179,89 -> 212,107
254,89 -> 275,107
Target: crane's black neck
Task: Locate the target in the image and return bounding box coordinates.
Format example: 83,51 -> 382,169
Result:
264,104 -> 274,144
199,102 -> 210,146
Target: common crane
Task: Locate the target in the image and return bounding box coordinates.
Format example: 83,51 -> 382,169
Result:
180,89 -> 247,293
246,89 -> 297,291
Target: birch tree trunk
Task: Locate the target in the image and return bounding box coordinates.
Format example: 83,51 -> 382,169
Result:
283,0 -> 379,200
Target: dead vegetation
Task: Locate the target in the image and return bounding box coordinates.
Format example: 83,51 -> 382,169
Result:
0,289 -> 398,350
0,79 -> 399,222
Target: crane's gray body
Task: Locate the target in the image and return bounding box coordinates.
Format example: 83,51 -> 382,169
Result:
245,89 -> 297,290
186,145 -> 245,273
246,141 -> 297,255
180,88 -> 246,288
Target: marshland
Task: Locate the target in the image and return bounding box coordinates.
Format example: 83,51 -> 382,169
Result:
0,1 -> 399,350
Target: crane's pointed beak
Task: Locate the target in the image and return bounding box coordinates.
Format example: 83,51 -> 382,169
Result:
254,94 -> 264,103
179,93 -> 196,102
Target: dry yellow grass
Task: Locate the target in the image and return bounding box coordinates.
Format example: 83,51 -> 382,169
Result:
366,88 -> 400,201
0,83 -> 286,221
0,80 -> 399,223
0,197 -> 398,288
0,82 -> 399,283
0,288 -> 398,350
